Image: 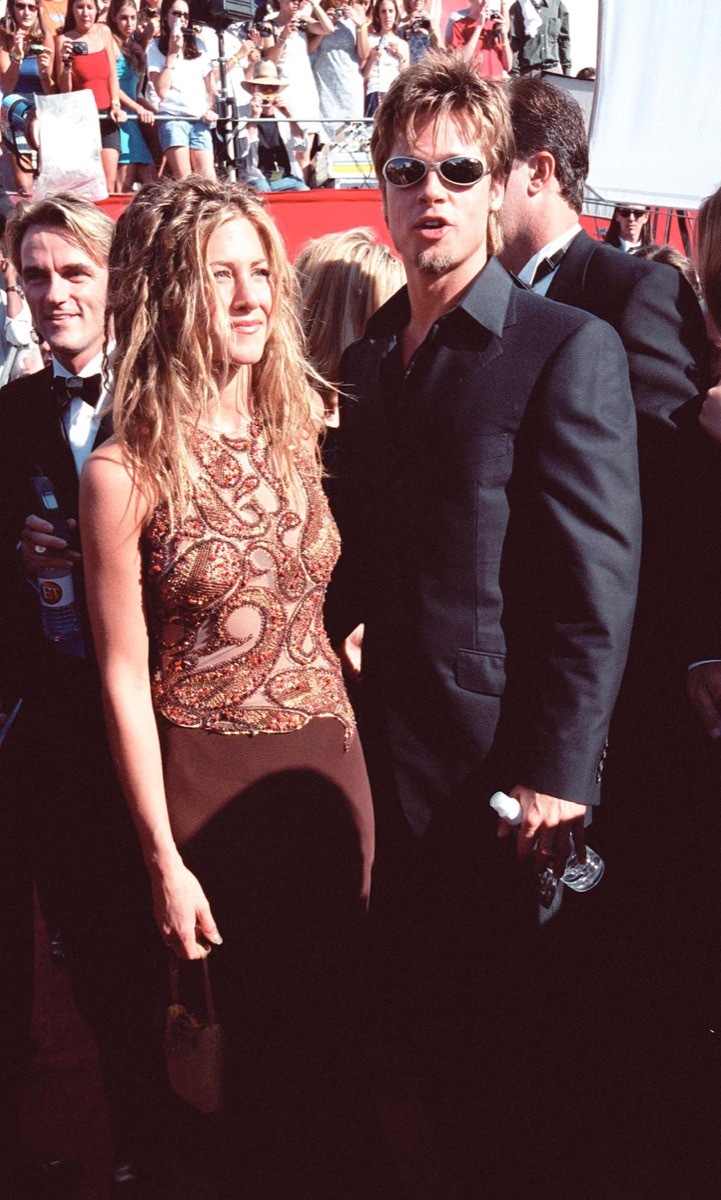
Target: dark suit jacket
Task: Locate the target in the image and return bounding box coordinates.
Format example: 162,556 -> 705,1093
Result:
546,230 -> 719,667
328,257 -> 641,826
0,366 -> 110,700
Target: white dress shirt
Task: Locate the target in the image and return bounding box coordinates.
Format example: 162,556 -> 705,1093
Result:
518,223 -> 582,296
53,351 -> 108,477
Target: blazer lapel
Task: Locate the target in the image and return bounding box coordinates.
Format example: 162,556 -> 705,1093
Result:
546,230 -> 597,305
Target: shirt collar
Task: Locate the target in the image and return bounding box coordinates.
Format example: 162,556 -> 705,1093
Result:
366,255 -> 514,343
518,223 -> 582,288
52,350 -> 104,381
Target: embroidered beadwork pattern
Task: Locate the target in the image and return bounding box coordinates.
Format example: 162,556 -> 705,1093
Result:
144,419 -> 355,746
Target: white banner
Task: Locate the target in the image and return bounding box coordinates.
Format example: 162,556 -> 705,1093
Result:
588,0 -> 721,209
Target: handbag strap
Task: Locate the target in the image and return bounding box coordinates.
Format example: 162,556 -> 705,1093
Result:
168,953 -> 217,1026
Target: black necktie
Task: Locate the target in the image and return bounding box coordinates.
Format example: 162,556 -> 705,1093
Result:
530,245 -> 568,287
53,373 -> 102,413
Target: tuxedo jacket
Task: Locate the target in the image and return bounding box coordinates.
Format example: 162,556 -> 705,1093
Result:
0,366 -> 110,701
546,230 -> 719,667
328,257 -> 642,826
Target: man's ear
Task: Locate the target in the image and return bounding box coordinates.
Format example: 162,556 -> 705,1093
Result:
527,150 -> 556,195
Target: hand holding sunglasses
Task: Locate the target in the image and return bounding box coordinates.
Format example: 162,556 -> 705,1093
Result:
383,155 -> 487,188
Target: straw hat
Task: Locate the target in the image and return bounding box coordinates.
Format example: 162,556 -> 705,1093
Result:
240,60 -> 289,92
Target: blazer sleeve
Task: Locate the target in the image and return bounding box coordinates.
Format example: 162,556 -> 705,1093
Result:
498,314 -> 642,808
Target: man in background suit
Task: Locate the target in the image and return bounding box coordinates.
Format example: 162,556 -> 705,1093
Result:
500,76 -> 719,1194
0,195 -> 166,1198
327,53 -> 641,1194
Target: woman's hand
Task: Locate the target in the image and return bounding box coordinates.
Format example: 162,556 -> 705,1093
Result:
168,25 -> 184,55
11,29 -> 27,60
37,45 -> 53,76
151,859 -> 223,960
59,36 -> 75,71
347,1 -> 367,26
137,105 -> 155,124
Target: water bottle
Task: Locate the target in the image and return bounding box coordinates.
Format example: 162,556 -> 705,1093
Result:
31,467 -> 85,658
37,563 -> 83,645
489,791 -> 605,893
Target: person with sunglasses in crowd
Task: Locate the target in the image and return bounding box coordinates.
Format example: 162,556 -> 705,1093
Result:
325,49 -> 641,1195
0,0 -> 55,193
604,202 -> 653,252
146,0 -> 217,179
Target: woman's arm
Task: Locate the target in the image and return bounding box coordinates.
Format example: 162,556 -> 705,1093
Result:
0,30 -> 26,91
99,23 -> 122,114
80,447 -> 222,960
346,3 -> 370,65
304,0 -> 334,35
151,27 -> 183,99
54,32 -> 75,91
389,32 -> 409,67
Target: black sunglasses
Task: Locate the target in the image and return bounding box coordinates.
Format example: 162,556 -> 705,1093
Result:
617,207 -> 646,218
383,155 -> 487,188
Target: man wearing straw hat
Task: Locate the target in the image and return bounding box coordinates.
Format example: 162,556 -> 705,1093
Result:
239,59 -> 310,191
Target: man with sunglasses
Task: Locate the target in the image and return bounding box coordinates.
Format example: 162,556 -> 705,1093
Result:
327,51 -> 640,1192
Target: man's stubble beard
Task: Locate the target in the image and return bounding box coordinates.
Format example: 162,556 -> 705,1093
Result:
416,248 -> 455,274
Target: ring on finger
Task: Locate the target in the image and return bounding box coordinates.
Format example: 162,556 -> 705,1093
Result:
34,544 -> 47,554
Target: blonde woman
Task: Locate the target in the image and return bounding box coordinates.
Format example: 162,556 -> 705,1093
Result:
80,176 -> 375,1192
295,226 -> 405,424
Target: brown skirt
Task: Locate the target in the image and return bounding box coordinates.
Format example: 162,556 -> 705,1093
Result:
157,717 -> 374,1080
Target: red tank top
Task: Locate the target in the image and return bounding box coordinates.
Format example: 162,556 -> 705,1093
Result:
72,47 -> 112,111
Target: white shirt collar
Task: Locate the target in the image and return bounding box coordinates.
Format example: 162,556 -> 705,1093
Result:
52,350 -> 104,383
518,223 -> 582,291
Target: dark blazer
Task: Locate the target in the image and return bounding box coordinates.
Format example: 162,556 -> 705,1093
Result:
546,230 -> 719,666
329,257 -> 641,826
0,366 -> 110,698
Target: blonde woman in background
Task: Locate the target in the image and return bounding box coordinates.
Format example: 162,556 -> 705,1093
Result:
296,228 -> 405,683
295,226 -> 405,425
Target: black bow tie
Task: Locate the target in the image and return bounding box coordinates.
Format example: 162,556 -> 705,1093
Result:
53,373 -> 102,413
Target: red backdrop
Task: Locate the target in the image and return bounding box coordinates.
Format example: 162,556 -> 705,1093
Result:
99,189 -> 694,261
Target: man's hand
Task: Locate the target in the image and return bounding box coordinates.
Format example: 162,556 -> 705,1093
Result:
497,784 -> 586,879
699,384 -> 721,445
688,662 -> 721,739
21,514 -> 81,576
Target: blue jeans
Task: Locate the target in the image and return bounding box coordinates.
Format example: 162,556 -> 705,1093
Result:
250,175 -> 309,193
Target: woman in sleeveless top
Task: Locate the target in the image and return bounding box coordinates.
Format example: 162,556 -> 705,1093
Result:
54,0 -> 123,191
80,178 -> 377,1196
0,0 -> 55,193
107,0 -> 157,192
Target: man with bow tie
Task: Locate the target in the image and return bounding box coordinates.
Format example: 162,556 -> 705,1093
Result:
0,194 -> 166,1197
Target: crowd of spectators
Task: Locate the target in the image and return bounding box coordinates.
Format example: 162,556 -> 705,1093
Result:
0,0 -> 574,192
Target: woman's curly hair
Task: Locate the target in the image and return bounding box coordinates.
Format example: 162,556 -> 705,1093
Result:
107,175 -> 324,524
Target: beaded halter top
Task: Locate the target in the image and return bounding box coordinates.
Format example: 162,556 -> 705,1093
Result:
144,419 -> 354,745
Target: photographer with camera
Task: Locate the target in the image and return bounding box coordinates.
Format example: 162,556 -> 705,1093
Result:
239,57 -> 309,191
398,0 -> 439,65
54,0 -> 124,191
146,0 -> 217,180
0,1 -> 55,193
311,1 -> 369,139
446,0 -> 511,79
